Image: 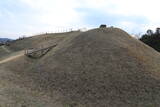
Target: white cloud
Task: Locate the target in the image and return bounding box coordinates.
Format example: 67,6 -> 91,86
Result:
77,0 -> 160,30
0,0 -> 88,38
108,0 -> 160,23
19,0 -> 85,27
1,0 -> 160,38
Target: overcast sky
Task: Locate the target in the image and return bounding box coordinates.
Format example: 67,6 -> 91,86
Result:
0,0 -> 160,39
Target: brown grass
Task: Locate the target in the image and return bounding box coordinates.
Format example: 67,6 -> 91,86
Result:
1,28 -> 160,107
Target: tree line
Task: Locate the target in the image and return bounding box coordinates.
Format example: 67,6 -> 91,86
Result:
139,28 -> 160,52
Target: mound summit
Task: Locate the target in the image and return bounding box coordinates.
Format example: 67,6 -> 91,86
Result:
1,28 -> 160,107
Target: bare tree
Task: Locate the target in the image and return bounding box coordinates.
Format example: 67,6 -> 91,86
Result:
146,29 -> 153,36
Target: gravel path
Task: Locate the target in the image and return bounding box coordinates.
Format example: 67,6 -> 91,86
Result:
0,51 -> 24,64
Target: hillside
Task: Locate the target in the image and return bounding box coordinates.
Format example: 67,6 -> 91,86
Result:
7,31 -> 81,51
0,31 -> 81,59
1,28 -> 160,107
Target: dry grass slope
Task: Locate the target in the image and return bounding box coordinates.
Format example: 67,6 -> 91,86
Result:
1,28 -> 160,107
7,31 -> 81,51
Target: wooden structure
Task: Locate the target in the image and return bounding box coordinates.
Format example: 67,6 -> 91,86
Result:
100,24 -> 107,28
25,44 -> 57,58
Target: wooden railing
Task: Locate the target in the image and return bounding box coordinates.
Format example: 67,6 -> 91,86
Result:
25,44 -> 57,58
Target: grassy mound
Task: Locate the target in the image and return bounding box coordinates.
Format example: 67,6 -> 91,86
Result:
3,28 -> 160,107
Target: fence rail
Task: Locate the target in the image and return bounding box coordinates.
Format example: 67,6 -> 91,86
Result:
25,44 -> 57,58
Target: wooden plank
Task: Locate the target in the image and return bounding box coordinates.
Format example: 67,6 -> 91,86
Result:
25,44 -> 57,56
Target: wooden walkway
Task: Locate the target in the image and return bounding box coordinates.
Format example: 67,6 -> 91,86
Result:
25,44 -> 57,58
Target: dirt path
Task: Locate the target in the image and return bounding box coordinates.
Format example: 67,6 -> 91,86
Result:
1,46 -> 11,53
0,52 -> 24,64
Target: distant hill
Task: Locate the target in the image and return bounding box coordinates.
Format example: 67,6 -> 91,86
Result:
0,38 -> 12,43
